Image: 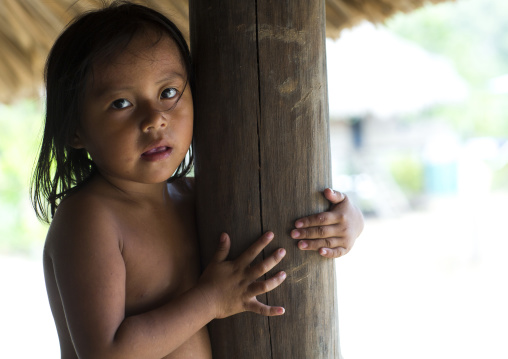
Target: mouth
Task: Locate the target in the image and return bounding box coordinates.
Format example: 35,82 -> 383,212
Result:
141,146 -> 173,161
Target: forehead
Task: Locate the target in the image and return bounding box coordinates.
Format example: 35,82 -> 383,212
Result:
89,32 -> 186,90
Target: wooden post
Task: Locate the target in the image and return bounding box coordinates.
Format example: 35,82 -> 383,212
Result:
190,1 -> 338,358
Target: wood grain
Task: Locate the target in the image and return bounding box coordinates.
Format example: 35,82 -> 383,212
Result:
191,1 -> 339,357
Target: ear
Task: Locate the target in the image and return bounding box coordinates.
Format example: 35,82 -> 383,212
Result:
69,129 -> 85,149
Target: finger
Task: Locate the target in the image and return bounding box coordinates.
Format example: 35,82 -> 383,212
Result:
294,209 -> 343,230
297,237 -> 344,251
210,232 -> 230,263
236,231 -> 274,265
291,223 -> 342,240
246,300 -> 285,316
323,188 -> 346,205
319,246 -> 348,259
248,249 -> 286,279
294,189 -> 347,229
247,271 -> 286,297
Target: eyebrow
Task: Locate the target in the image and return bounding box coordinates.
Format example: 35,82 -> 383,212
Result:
156,72 -> 186,85
90,72 -> 187,99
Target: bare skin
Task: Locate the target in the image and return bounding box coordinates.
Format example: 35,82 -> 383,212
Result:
292,188 -> 364,258
44,175 -> 286,359
42,30 -> 364,359
42,32 -> 287,359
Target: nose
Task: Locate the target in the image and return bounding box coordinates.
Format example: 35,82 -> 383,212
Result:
140,105 -> 168,132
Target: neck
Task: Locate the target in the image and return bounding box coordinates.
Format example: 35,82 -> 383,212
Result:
92,173 -> 171,206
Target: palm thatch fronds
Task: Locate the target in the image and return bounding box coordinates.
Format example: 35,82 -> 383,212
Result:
0,0 -> 188,103
0,0 -> 450,104
326,0 -> 450,38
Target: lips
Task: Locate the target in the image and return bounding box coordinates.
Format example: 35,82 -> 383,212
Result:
144,146 -> 168,155
141,146 -> 172,161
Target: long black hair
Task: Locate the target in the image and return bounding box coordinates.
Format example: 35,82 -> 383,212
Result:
30,1 -> 194,223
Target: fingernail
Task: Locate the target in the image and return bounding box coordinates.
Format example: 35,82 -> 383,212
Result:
279,271 -> 286,279
279,248 -> 286,256
320,248 -> 328,256
279,307 -> 285,315
298,241 -> 308,249
295,221 -> 303,228
266,232 -> 274,240
291,229 -> 300,238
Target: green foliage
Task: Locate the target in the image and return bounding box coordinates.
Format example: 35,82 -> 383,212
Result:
492,162 -> 508,190
427,91 -> 508,138
389,154 -> 425,196
386,0 -> 508,139
0,100 -> 48,254
387,0 -> 508,85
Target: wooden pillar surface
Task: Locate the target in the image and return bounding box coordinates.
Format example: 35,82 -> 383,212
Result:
190,1 -> 338,358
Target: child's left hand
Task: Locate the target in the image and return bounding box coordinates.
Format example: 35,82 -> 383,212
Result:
290,188 -> 364,258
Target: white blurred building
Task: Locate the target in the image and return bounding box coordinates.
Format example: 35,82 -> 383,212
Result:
326,23 -> 470,215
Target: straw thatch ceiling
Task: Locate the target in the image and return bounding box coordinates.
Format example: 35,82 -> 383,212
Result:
0,0 -> 450,104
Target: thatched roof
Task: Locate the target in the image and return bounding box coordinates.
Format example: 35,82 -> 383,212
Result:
0,0 -> 450,104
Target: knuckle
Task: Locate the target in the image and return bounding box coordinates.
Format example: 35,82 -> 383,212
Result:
328,251 -> 338,259
309,240 -> 320,250
259,306 -> 269,316
318,214 -> 327,224
334,247 -> 346,258
259,261 -> 270,274
324,248 -> 336,258
259,282 -> 269,293
324,238 -> 333,248
248,247 -> 259,257
318,226 -> 326,237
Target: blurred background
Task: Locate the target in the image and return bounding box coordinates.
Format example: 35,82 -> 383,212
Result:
1,0 -> 507,358
330,1 -> 508,358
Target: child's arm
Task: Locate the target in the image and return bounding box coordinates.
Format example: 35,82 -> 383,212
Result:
114,232 -> 286,354
290,188 -> 364,258
182,178 -> 363,258
47,208 -> 285,359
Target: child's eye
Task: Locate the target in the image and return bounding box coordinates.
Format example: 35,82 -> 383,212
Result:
111,99 -> 132,109
161,88 -> 178,99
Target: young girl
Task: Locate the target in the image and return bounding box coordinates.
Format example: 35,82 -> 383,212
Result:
31,3 -> 363,358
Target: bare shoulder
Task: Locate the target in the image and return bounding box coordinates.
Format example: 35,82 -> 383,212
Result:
44,185 -> 120,257
43,182 -> 135,358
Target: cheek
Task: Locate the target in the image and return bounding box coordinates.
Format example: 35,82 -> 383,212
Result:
177,108 -> 194,145
179,123 -> 193,153
180,92 -> 193,143
185,119 -> 194,146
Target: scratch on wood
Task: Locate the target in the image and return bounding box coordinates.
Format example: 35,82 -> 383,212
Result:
291,84 -> 322,112
257,24 -> 306,45
285,261 -> 310,283
278,77 -> 298,94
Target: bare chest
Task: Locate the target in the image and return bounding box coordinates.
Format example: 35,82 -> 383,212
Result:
119,208 -> 201,316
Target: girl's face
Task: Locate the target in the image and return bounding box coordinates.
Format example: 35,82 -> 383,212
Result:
72,31 -> 193,189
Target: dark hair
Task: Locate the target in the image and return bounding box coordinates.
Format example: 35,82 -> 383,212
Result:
30,1 -> 194,223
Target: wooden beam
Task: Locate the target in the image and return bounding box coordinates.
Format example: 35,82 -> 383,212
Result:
190,1 -> 339,357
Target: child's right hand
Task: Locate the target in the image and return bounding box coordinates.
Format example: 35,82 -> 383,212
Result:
198,232 -> 286,319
